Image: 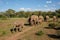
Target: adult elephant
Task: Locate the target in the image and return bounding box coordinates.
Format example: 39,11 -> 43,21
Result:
53,16 -> 58,22
38,15 -> 44,24
29,15 -> 38,25
44,15 -> 50,22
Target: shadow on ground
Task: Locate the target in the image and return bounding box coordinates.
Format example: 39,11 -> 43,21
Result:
44,27 -> 60,30
24,23 -> 31,26
47,34 -> 60,39
54,27 -> 60,30
44,27 -> 54,29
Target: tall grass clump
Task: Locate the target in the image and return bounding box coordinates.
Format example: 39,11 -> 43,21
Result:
35,31 -> 44,36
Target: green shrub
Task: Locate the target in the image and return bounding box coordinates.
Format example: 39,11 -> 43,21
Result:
0,15 -> 8,20
0,31 -> 7,36
1,17 -> 8,20
48,23 -> 57,28
58,21 -> 60,23
55,22 -> 60,28
56,30 -> 60,36
35,31 -> 44,36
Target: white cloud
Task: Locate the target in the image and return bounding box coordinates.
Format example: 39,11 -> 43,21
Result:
27,8 -> 32,11
46,9 -> 51,11
20,8 -> 25,11
19,8 -> 32,11
45,7 -> 56,11
35,9 -> 38,11
34,9 -> 41,11
51,7 -> 56,9
46,1 -> 52,4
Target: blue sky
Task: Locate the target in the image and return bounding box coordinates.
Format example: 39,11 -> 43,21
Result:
0,0 -> 60,12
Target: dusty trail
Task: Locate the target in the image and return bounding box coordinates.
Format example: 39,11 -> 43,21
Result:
5,24 -> 43,40
42,22 -> 57,40
5,26 -> 33,40
4,22 -> 57,40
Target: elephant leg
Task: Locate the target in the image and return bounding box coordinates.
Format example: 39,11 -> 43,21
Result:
29,21 -> 31,25
34,21 -> 36,25
18,27 -> 22,32
31,21 -> 34,26
36,21 -> 38,24
32,20 -> 34,24
14,28 -> 17,32
10,28 -> 13,33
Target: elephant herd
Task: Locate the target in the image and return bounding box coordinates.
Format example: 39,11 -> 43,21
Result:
10,14 -> 58,33
28,15 -> 58,25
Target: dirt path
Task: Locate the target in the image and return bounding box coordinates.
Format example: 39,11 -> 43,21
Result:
18,22 -> 57,40
5,24 -> 43,40
3,22 -> 57,40
5,26 -> 33,40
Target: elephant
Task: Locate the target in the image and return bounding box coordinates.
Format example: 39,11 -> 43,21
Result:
10,27 -> 17,33
14,27 -> 17,32
29,15 -> 39,25
14,21 -> 24,32
44,15 -> 50,22
28,17 -> 31,25
10,28 -> 14,33
53,16 -> 58,22
38,15 -> 44,23
14,21 -> 24,28
10,21 -> 24,33
38,16 -> 44,24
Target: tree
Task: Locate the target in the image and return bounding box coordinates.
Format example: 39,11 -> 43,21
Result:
25,11 -> 32,18
16,11 -> 25,18
55,9 -> 60,18
5,9 -> 16,18
42,12 -> 47,17
55,9 -> 60,14
6,9 -> 15,14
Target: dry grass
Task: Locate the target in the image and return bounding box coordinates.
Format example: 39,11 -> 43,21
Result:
0,18 -> 60,40
0,18 -> 28,40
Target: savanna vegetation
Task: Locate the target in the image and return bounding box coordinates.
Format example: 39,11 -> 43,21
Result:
0,9 -> 60,40
0,9 -> 60,19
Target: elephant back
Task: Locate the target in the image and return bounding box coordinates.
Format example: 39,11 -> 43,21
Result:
31,15 -> 38,21
38,16 -> 44,21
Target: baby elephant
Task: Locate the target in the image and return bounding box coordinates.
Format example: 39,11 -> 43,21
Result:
10,27 -> 17,33
10,21 -> 24,33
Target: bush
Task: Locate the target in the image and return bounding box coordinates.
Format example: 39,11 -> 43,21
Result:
35,31 -> 44,36
56,30 -> 60,36
0,31 -> 7,36
48,23 -> 57,28
55,22 -> 60,29
58,21 -> 60,23
0,15 -> 8,20
1,17 -> 8,20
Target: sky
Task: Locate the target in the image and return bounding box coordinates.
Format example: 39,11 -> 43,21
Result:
0,0 -> 60,12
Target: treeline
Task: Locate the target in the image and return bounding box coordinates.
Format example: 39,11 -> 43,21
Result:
0,9 -> 60,19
